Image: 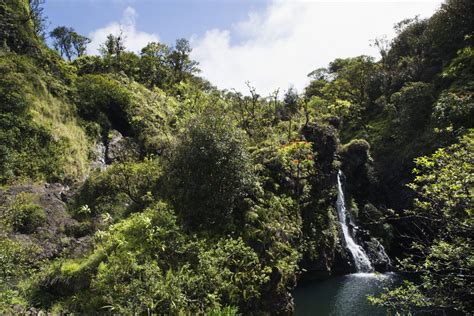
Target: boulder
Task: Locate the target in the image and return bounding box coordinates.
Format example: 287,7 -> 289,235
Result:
364,238 -> 392,272
106,129 -> 140,163
90,141 -> 107,171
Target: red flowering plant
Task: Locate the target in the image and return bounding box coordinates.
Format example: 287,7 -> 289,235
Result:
277,140 -> 316,198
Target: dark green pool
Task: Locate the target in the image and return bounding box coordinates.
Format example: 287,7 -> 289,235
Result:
293,273 -> 398,316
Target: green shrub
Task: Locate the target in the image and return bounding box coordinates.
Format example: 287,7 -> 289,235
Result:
165,114 -> 255,231
433,91 -> 474,130
24,203 -> 275,314
5,192 -> 46,234
0,0 -> 41,54
0,238 -> 43,313
390,82 -> 434,135
0,238 -> 43,285
370,130 -> 474,314
0,114 -> 67,184
74,158 -> 161,220
0,54 -> 90,184
75,74 -> 132,135
64,221 -> 93,238
0,56 -> 30,114
340,138 -> 370,165
27,250 -> 106,309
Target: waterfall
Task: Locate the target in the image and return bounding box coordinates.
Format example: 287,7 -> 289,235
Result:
336,170 -> 374,273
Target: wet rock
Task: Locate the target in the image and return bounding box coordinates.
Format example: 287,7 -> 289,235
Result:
68,236 -> 94,258
354,227 -> 372,243
12,304 -> 23,314
364,238 -> 391,272
332,243 -> 354,274
300,251 -> 334,279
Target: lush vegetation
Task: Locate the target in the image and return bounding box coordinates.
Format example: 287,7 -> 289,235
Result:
0,0 -> 472,314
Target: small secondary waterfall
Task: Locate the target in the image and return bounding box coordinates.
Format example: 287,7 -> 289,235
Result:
336,170 -> 374,272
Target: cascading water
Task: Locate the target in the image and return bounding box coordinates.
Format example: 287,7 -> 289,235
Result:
336,170 -> 374,273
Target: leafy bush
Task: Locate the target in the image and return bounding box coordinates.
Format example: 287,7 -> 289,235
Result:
0,54 -> 90,184
27,250 -> 106,309
370,130 -> 473,314
29,203 -> 271,314
277,140 -> 315,198
165,114 -> 255,231
433,91 -> 474,130
123,79 -> 179,154
64,221 -> 94,238
75,74 -> 132,135
74,158 -> 161,219
0,238 -> 43,312
0,114 -> 67,184
0,0 -> 41,54
4,192 -> 46,233
390,82 -> 434,133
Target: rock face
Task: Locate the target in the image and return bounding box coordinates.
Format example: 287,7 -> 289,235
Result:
106,130 -> 140,163
364,237 -> 392,272
331,243 -> 353,275
0,184 -> 92,260
90,141 -> 107,172
346,226 -> 391,273
293,122 -> 392,283
299,122 -> 344,279
339,139 -> 375,203
302,122 -> 339,173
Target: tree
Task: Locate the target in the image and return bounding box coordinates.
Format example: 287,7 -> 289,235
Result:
141,41 -> 169,59
165,114 -> 254,231
327,56 -> 379,111
281,87 -> 300,140
167,38 -> 199,83
50,26 -> 73,60
139,42 -> 170,88
390,82 -> 434,137
99,33 -> 127,72
283,87 -> 299,117
28,0 -> 47,39
277,140 -> 315,198
305,68 -> 329,99
370,130 -> 474,314
305,56 -> 380,123
50,26 -> 90,61
70,31 -> 90,57
99,33 -> 125,57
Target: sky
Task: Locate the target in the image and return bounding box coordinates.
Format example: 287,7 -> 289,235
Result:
43,0 -> 444,95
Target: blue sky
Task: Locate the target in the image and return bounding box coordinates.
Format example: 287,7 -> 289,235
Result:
43,0 -> 443,94
43,0 -> 270,46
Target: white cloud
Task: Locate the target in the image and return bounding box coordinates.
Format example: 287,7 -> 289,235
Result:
191,0 -> 443,95
87,7 -> 159,55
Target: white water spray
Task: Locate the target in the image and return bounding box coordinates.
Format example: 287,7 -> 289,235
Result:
336,170 -> 373,272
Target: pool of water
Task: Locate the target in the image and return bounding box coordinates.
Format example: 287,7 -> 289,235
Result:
293,273 -> 399,316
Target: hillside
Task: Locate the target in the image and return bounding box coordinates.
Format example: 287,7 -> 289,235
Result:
0,0 -> 472,314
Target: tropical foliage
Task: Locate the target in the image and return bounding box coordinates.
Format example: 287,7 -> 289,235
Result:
0,0 -> 472,314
